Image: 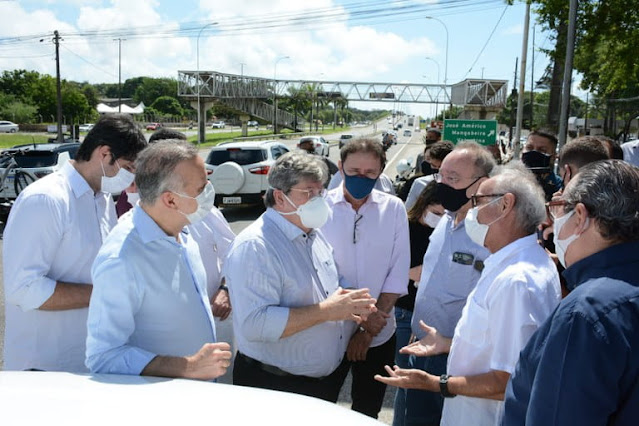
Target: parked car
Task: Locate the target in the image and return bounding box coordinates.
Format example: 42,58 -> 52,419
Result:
79,123 -> 94,132
297,136 -> 329,157
0,371 -> 380,425
338,134 -> 354,149
247,120 -> 259,128
206,140 -> 290,207
403,130 -> 412,137
0,121 -> 19,133
146,122 -> 162,131
0,142 -> 81,200
211,121 -> 226,129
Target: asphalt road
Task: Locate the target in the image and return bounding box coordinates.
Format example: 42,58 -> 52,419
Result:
0,118 -> 425,424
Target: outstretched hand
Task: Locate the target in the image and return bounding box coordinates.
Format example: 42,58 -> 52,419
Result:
400,320 -> 451,357
374,365 -> 437,391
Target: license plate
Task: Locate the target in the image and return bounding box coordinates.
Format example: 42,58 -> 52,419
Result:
223,196 -> 242,204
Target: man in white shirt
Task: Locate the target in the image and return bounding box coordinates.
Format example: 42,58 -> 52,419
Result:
3,114 -> 147,372
86,140 -> 231,379
376,164 -> 561,425
225,152 -> 377,402
322,138 -> 410,419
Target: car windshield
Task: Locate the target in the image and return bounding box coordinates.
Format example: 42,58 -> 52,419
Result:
14,151 -> 58,167
207,148 -> 267,166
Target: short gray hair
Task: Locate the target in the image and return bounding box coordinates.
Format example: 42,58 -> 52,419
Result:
489,162 -> 546,234
135,140 -> 199,204
264,151 -> 328,208
563,159 -> 639,243
456,141 -> 496,177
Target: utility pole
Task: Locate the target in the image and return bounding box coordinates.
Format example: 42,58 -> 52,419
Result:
530,25 -> 535,130
510,57 -> 518,148
54,30 -> 63,143
514,1 -> 531,159
558,0 -> 578,151
114,38 -> 126,113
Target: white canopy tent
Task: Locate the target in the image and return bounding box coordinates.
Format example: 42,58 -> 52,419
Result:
96,102 -> 145,114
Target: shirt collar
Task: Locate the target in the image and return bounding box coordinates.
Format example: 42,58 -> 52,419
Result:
264,207 -> 311,241
562,240 -> 639,292
484,234 -> 538,270
132,205 -> 187,245
61,162 -> 94,199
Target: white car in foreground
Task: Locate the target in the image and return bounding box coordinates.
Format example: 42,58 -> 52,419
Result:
0,371 -> 381,425
206,140 -> 290,207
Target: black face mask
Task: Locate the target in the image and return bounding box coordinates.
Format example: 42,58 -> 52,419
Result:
421,161 -> 438,175
436,177 -> 482,212
522,150 -> 552,173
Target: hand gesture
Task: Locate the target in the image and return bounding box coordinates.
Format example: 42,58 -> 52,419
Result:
346,329 -> 373,362
211,288 -> 232,321
374,365 -> 436,391
185,342 -> 232,380
400,320 -> 451,357
360,310 -> 390,336
322,287 -> 377,323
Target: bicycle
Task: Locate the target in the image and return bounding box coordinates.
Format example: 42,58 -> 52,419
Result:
0,149 -> 38,223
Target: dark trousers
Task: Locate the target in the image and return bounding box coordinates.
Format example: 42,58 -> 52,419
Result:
350,333 -> 397,418
404,352 -> 448,426
233,351 -> 350,403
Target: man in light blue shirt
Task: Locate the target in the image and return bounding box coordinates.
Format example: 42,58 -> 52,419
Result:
399,142 -> 495,425
86,140 -> 231,380
226,151 -> 377,402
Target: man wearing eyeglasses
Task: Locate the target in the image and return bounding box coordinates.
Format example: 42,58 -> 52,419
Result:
225,152 -> 377,402
321,138 -> 410,419
376,164 -> 561,426
503,160 -> 639,425
387,141 -> 494,426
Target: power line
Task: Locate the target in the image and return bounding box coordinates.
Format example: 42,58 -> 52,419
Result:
60,44 -> 118,78
463,4 -> 509,78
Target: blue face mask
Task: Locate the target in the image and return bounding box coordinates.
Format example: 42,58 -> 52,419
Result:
344,173 -> 377,199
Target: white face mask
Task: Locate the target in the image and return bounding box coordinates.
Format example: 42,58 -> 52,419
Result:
281,193 -> 330,229
553,210 -> 588,268
126,191 -> 140,206
464,196 -> 504,247
423,211 -> 442,229
101,159 -> 135,194
175,182 -> 216,224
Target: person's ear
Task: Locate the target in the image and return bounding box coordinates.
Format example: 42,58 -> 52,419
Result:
161,191 -> 179,209
501,192 -> 515,215
573,202 -> 590,235
273,189 -> 287,208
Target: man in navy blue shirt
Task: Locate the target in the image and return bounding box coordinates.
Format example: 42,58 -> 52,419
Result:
502,160 -> 639,425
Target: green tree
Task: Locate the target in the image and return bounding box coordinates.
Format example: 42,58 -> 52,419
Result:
133,77 -> 177,106
150,96 -> 183,117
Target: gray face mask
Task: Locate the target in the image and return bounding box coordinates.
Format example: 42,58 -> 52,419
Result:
175,182 -> 216,224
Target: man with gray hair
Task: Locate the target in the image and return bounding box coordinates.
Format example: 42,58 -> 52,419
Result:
225,151 -> 377,402
377,164 -> 561,426
86,140 -> 232,380
503,160 -> 639,425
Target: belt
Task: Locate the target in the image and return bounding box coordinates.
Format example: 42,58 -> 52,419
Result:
237,352 -> 295,377
238,352 -> 330,380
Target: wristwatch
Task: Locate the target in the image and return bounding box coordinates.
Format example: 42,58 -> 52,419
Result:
439,374 -> 456,398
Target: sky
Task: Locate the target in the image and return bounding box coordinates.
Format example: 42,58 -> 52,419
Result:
0,0 -> 580,119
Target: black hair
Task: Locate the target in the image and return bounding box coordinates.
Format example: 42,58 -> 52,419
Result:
76,114 -> 147,164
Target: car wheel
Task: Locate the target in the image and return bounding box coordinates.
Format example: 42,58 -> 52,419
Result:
10,129 -> 16,133
211,162 -> 245,194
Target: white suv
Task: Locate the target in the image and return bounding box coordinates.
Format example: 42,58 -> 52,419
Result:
297,135 -> 329,157
206,140 -> 290,207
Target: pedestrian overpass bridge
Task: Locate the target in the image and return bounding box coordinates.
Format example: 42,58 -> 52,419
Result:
177,70 -> 508,138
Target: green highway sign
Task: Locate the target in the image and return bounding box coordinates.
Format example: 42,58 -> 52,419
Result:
443,119 -> 498,146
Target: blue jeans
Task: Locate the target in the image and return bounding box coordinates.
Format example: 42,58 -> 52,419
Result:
392,307 -> 413,426
404,352 -> 448,426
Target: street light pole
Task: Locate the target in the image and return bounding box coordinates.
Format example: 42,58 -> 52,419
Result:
113,38 -> 126,113
273,55 -> 290,134
424,57 -> 441,120
426,16 -> 449,120
196,22 -> 217,146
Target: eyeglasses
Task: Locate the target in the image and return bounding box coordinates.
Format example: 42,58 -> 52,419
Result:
545,199 -> 567,220
470,194 -> 506,208
353,214 -> 363,244
289,187 -> 327,200
435,173 -> 483,186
